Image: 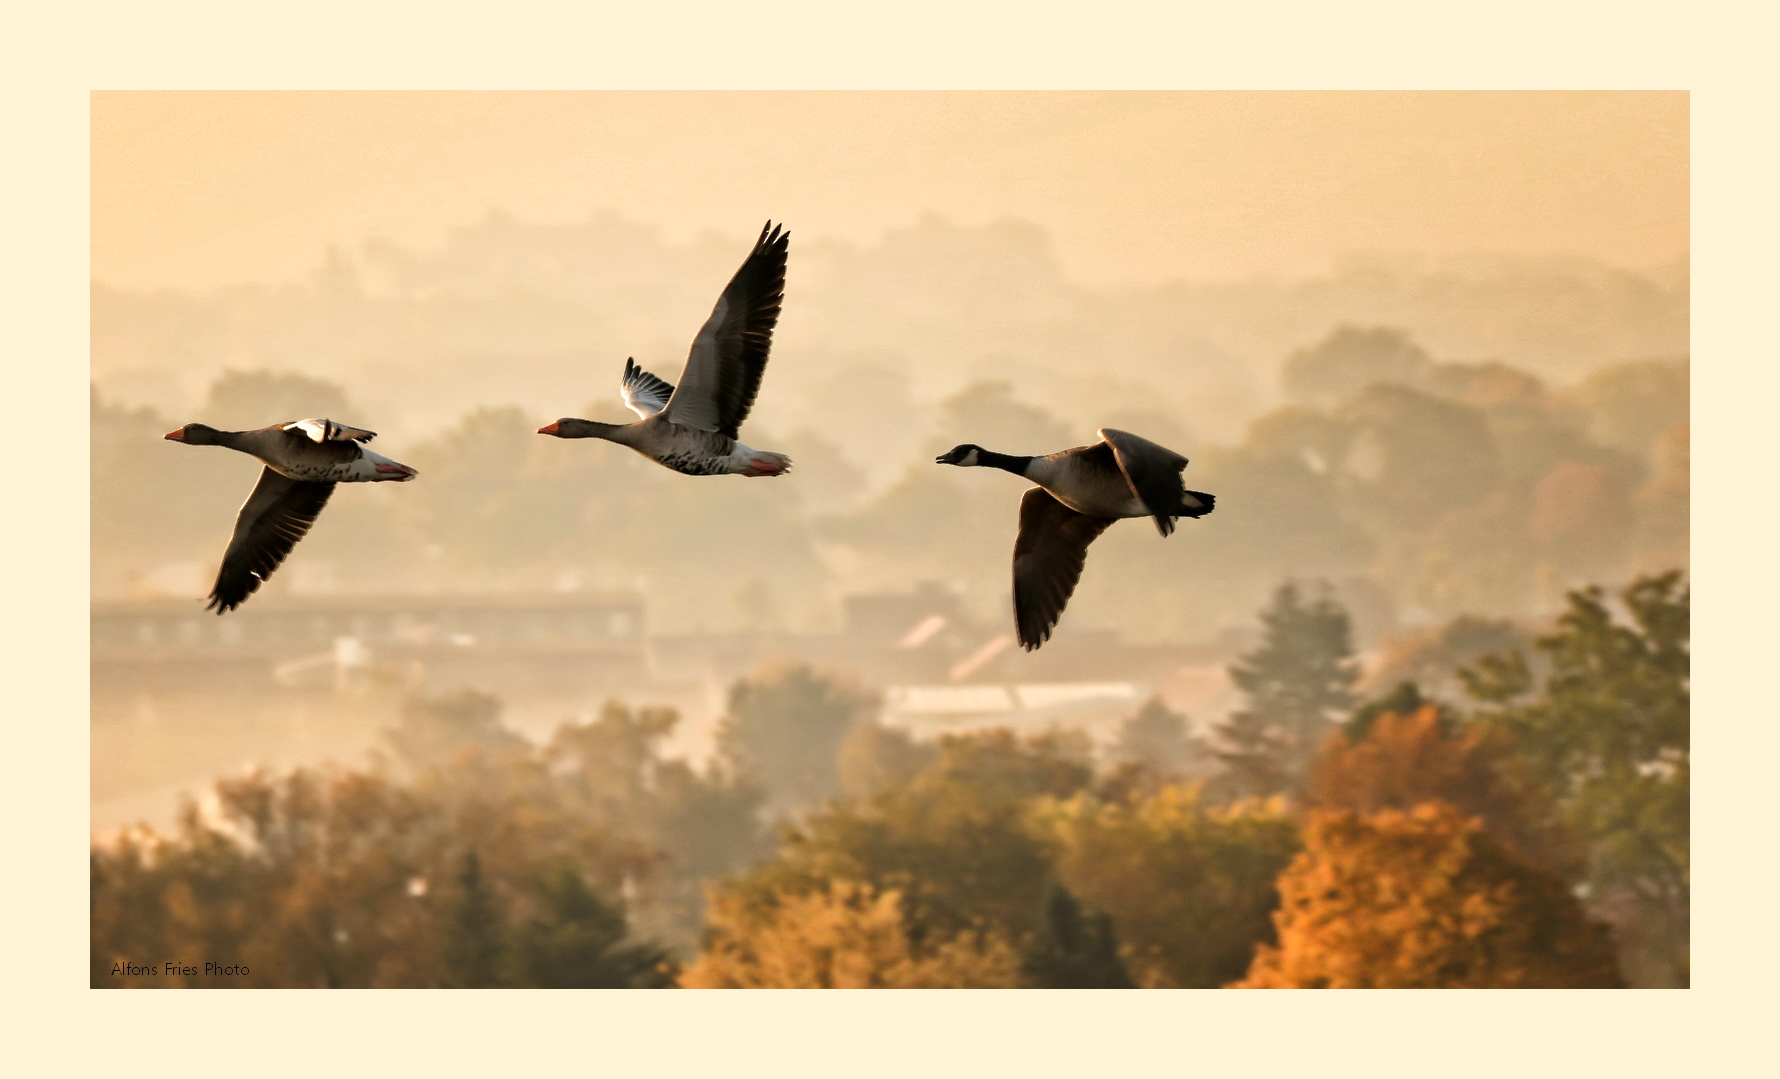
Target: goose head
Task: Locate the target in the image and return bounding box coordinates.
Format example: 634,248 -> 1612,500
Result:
538,418 -> 621,439
164,423 -> 223,445
935,444 -> 984,467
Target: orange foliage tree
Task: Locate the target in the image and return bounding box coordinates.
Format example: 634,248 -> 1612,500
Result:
1237,803 -> 1622,988
680,880 -> 1020,988
1306,705 -> 1577,877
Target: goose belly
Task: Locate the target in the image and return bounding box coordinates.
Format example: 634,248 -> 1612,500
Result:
1044,485 -> 1148,519
649,449 -> 745,476
267,450 -> 414,483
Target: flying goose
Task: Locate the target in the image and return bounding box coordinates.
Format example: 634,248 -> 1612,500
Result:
538,221 -> 794,477
162,419 -> 418,613
936,429 -> 1215,650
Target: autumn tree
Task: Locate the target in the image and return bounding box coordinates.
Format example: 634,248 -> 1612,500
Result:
1462,571 -> 1689,987
1311,702 -> 1577,878
92,696 -> 726,988
1213,581 -> 1359,799
836,721 -> 939,800
1038,785 -> 1300,988
386,689 -> 527,770
1237,804 -> 1623,988
680,881 -> 1020,988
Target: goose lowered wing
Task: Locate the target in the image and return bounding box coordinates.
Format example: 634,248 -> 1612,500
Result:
662,222 -> 788,438
1011,487 -> 1115,650
207,467 -> 336,613
1100,427 -> 1189,537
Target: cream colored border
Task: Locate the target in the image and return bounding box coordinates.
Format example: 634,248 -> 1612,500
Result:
8,2 -> 1768,1076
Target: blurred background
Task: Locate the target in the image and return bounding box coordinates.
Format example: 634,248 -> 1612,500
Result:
90,91 -> 1688,988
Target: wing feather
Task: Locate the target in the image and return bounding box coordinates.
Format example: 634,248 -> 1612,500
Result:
207,468 -> 336,614
286,418 -> 376,443
620,358 -> 676,420
1011,487 -> 1116,650
662,222 -> 789,437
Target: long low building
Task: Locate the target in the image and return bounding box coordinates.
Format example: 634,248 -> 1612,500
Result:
91,591 -> 648,654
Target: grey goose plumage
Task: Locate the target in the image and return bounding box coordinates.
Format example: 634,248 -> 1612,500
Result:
163,419 -> 418,613
538,222 -> 794,478
936,428 -> 1215,650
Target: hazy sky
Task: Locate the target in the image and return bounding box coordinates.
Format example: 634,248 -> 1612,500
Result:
92,91 -> 1686,292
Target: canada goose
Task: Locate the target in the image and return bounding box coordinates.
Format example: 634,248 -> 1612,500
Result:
162,419 -> 418,613
538,221 -> 794,478
936,428 -> 1215,649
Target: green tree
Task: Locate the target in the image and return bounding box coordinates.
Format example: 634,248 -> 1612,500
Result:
716,663 -> 877,814
1213,581 -> 1359,799
836,722 -> 939,799
1019,883 -> 1135,988
510,865 -> 677,988
386,690 -> 526,770
442,850 -> 505,987
1462,570 -> 1689,987
1108,695 -> 1209,778
1038,785 -> 1300,988
718,729 -> 1095,948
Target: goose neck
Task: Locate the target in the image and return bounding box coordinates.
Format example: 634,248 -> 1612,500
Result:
976,449 -> 1034,476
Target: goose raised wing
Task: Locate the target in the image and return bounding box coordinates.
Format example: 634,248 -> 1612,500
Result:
538,222 -> 794,479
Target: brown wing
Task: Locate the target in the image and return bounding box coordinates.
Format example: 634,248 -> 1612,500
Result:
207,467 -> 336,613
1099,428 -> 1189,537
663,222 -> 789,438
1012,487 -> 1116,650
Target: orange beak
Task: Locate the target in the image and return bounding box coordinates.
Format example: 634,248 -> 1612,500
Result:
537,422 -> 561,436
163,428 -> 186,442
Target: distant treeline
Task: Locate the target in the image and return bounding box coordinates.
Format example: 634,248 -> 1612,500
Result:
93,571 -> 1687,988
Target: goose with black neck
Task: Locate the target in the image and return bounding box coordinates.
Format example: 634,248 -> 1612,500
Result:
936,428 -> 1215,650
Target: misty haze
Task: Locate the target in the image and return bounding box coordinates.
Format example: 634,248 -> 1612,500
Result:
91,92 -> 1688,989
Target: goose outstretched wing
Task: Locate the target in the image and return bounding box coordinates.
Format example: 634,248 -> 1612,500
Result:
662,222 -> 789,438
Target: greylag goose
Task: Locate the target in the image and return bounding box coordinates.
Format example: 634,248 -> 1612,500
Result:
936,428 -> 1215,650
162,418 -> 418,613
537,222 -> 794,477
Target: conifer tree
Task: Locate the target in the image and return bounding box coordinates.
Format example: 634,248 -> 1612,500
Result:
1019,883 -> 1136,988
510,865 -> 676,988
1109,696 -> 1209,778
443,850 -> 505,988
1214,582 -> 1358,799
